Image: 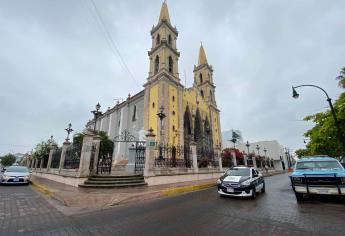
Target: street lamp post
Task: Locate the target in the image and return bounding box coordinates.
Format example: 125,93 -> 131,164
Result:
256,144 -> 260,155
245,141 -> 250,155
91,102 -> 102,132
64,123 -> 74,143
263,147 -> 267,166
156,106 -> 166,159
292,85 -> 345,161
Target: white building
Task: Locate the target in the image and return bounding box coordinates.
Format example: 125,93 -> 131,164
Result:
223,139 -> 292,170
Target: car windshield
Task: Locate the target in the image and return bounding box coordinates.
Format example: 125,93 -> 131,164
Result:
296,161 -> 343,170
6,166 -> 29,173
225,168 -> 250,176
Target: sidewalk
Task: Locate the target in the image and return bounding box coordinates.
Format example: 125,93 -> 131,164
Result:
31,169 -> 286,215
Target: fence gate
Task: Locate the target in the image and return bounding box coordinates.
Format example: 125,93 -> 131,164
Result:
134,141 -> 146,173
113,130 -> 146,174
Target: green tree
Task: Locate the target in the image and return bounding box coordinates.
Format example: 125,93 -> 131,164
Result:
295,148 -> 311,158
32,138 -> 58,160
336,67 -> 345,89
301,91 -> 345,158
73,131 -> 114,156
1,154 -> 16,166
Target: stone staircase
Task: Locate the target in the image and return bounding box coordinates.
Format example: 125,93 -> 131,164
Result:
79,174 -> 146,188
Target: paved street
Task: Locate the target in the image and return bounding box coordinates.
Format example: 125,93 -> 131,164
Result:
1,173 -> 345,236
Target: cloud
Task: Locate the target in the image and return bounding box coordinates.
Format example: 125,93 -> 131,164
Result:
0,0 -> 344,155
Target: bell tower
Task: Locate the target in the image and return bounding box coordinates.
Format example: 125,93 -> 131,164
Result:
144,1 -> 184,145
193,44 -> 222,147
193,44 -> 217,107
147,1 -> 180,81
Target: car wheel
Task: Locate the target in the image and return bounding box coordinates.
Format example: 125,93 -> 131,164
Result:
295,192 -> 304,202
261,183 -> 265,193
251,187 -> 256,199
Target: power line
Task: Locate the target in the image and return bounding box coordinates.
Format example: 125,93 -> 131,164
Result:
87,0 -> 141,89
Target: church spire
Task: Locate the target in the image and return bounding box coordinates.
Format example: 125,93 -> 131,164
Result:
158,1 -> 171,24
198,43 -> 208,66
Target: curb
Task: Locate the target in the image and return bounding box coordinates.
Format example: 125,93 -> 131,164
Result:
31,180 -> 68,206
161,182 -> 216,197
31,180 -> 53,196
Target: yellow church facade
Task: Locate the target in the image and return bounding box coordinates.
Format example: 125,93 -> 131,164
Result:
143,2 -> 222,154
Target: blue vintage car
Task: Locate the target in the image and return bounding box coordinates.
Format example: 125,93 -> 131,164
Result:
290,156 -> 345,202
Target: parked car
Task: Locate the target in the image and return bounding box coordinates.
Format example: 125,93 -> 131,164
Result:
217,167 -> 265,199
0,166 -> 31,185
290,156 -> 345,202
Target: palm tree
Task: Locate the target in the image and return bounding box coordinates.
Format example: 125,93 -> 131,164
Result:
336,67 -> 345,89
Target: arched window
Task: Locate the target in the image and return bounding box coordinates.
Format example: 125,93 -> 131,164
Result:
168,56 -> 173,73
199,73 -> 203,83
209,90 -> 212,101
200,90 -> 204,98
168,34 -> 172,45
156,34 -> 160,46
154,56 -> 159,74
132,105 -> 137,121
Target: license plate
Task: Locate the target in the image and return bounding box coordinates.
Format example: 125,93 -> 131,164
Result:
13,178 -> 19,182
318,189 -> 329,194
227,188 -> 234,193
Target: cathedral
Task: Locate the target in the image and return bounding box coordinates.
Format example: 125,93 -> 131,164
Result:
86,2 -> 222,164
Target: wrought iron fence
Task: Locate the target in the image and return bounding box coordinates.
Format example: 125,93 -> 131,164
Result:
51,148 -> 62,168
154,144 -> 192,168
135,141 -> 146,173
41,155 -> 49,168
64,144 -> 82,169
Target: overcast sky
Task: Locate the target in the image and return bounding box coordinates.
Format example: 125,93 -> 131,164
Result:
0,0 -> 344,155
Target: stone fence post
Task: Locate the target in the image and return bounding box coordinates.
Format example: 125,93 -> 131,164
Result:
190,142 -> 198,173
59,141 -> 71,173
39,157 -> 43,171
34,159 -> 38,170
77,133 -> 96,177
231,151 -> 237,166
253,157 -> 257,168
47,145 -> 57,172
90,135 -> 101,176
217,148 -> 223,172
144,130 -> 156,177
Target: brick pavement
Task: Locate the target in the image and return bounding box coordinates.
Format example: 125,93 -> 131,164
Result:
0,185 -> 83,236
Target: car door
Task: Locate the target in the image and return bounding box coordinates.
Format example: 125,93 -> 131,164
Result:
255,170 -> 264,188
251,169 -> 259,189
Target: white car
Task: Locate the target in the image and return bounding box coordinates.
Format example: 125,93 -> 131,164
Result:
0,166 -> 31,185
217,167 -> 265,199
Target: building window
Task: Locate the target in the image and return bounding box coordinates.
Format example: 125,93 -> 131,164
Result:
152,102 -> 155,108
172,111 -> 175,116
172,96 -> 175,102
132,105 -> 137,121
172,125 -> 175,131
118,119 -> 120,127
168,56 -> 173,73
199,73 -> 203,83
209,90 -> 212,101
168,34 -> 172,45
200,90 -> 204,98
154,56 -> 159,74
156,34 -> 160,46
